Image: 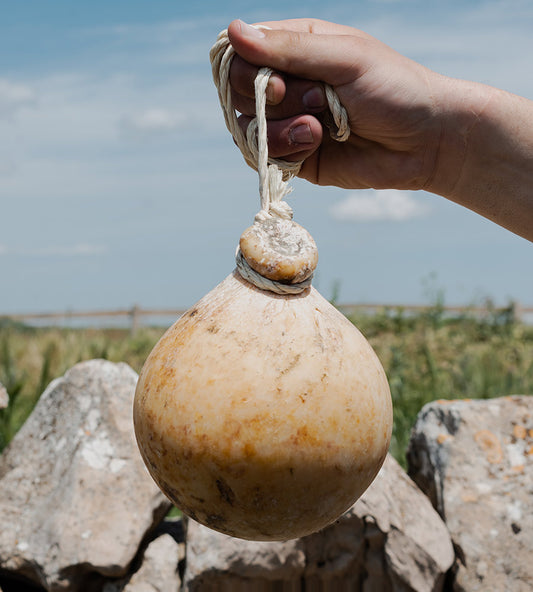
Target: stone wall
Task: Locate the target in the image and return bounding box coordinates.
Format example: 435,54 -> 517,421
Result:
408,396 -> 533,591
0,361 -> 531,591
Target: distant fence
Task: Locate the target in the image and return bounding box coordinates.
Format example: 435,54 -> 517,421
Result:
1,302 -> 532,334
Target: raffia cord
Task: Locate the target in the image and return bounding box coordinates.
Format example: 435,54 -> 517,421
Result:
209,27 -> 350,293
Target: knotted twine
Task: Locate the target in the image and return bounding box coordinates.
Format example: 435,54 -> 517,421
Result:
209,27 -> 350,294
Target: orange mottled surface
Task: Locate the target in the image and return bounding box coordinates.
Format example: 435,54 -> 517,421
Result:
134,272 -> 392,541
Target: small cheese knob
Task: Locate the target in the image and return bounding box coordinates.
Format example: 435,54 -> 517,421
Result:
239,217 -> 318,284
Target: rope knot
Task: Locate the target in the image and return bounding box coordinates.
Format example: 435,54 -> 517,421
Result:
209,27 -> 350,294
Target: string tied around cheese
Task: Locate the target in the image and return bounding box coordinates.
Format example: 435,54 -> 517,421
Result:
210,27 -> 350,294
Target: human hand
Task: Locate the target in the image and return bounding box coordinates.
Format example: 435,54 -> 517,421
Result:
228,18 -> 445,192
227,18 -> 533,241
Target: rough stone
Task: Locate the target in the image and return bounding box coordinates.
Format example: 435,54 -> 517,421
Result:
0,383 -> 8,409
0,360 -> 171,591
123,534 -> 181,592
183,454 -> 454,591
407,395 -> 533,591
103,530 -> 182,592
183,519 -> 306,590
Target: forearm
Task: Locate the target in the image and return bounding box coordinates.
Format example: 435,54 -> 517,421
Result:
428,76 -> 533,241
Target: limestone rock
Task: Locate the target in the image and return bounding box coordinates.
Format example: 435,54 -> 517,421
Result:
123,534 -> 181,591
183,519 -> 306,590
183,454 -> 454,591
305,454 -> 454,591
407,395 -> 533,591
0,360 -> 171,591
0,383 -> 8,409
103,530 -> 183,592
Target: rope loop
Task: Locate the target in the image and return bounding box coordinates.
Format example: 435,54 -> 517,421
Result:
210,27 -> 350,294
235,247 -> 314,295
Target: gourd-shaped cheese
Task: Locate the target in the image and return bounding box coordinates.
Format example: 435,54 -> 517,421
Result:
134,267 -> 392,541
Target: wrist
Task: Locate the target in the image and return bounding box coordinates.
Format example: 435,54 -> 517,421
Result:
425,75 -> 533,239
423,75 -> 495,199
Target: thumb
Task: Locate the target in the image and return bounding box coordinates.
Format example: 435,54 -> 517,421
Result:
227,19 -> 371,87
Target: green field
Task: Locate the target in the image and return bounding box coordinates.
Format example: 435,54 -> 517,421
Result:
1,302 -> 532,466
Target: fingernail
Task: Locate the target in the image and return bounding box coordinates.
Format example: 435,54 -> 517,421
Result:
303,87 -> 326,110
238,20 -> 265,39
289,124 -> 314,145
266,73 -> 283,104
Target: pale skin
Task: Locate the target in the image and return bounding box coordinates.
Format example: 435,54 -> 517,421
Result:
227,19 -> 533,242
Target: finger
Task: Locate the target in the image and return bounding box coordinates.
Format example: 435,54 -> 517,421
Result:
230,52 -> 327,120
241,18 -> 375,39
230,54 -> 286,106
227,19 -> 378,86
269,77 -> 326,117
237,113 -> 323,161
232,75 -> 327,120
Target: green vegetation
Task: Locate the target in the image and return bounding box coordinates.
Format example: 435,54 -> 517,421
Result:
0,321 -> 164,452
348,302 -> 533,464
1,304 -> 532,467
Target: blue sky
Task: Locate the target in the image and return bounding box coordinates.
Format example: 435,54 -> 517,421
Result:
0,0 -> 531,314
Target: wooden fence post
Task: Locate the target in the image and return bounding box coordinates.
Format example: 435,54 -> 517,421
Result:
130,305 -> 140,336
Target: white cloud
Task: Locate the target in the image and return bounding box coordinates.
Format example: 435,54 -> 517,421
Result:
118,108 -> 191,140
330,189 -> 429,222
0,65 -> 217,201
0,78 -> 35,119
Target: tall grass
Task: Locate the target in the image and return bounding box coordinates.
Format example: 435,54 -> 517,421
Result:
0,321 -> 164,451
1,305 -> 532,467
350,302 -> 533,463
